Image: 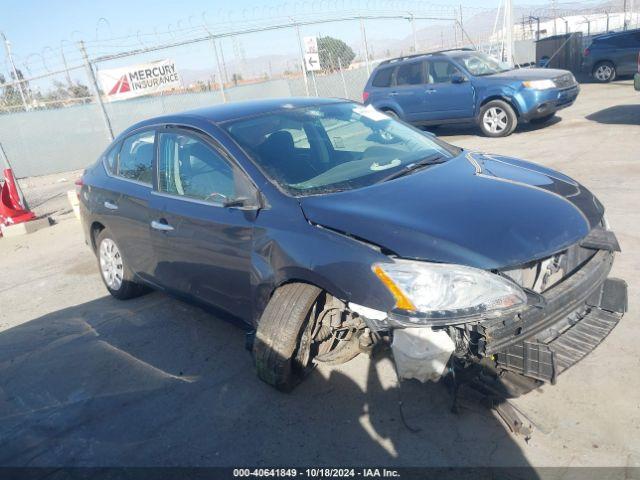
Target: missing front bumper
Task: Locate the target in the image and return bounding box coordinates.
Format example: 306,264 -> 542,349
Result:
493,277 -> 627,383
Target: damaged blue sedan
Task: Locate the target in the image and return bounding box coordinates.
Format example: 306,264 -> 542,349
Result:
79,98 -> 627,393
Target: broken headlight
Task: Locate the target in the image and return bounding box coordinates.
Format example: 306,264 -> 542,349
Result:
373,260 -> 527,322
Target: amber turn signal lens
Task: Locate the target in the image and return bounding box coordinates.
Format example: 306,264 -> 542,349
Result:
373,265 -> 417,312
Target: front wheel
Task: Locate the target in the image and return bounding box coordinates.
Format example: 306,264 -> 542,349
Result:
478,100 -> 517,137
253,283 -> 360,391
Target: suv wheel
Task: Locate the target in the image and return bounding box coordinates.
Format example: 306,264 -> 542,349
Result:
593,61 -> 616,83
478,100 -> 517,137
96,229 -> 148,300
382,109 -> 399,120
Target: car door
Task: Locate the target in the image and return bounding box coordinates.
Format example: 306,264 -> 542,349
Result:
148,126 -> 257,320
101,129 -> 156,280
388,60 -> 426,121
615,32 -> 640,75
422,59 -> 475,120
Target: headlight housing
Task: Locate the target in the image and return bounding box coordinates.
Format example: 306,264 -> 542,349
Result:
373,260 -> 527,323
522,79 -> 556,90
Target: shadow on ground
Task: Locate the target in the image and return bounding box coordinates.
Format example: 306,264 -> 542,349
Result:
586,104 -> 640,125
429,115 -> 562,138
0,293 -> 536,470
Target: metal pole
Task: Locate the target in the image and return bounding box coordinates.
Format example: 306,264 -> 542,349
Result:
359,17 -> 370,76
337,57 -> 348,98
504,0 -> 514,67
295,23 -> 310,97
310,69 -> 318,96
60,42 -> 73,87
211,36 -> 227,103
1,32 -> 29,111
410,14 -> 417,52
624,0 -> 628,30
78,40 -> 114,142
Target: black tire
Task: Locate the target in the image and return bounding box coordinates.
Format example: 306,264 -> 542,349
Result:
530,113 -> 555,124
253,283 -> 323,391
382,109 -> 399,120
592,61 -> 616,83
478,100 -> 518,137
95,228 -> 148,300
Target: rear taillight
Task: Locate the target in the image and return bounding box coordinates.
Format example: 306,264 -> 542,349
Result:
637,52 -> 640,73
583,48 -> 590,57
75,177 -> 83,199
362,91 -> 370,103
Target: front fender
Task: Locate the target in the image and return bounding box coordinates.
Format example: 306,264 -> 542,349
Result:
250,216 -> 395,326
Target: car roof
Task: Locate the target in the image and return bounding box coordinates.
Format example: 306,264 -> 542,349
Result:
376,48 -> 474,68
141,97 -> 348,126
593,27 -> 640,40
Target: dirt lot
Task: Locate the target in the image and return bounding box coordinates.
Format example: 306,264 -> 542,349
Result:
1,80 -> 639,471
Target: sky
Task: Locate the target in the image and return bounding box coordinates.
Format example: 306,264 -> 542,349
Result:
1,0 -> 552,86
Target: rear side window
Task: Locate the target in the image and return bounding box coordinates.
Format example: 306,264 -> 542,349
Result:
103,143 -> 119,174
118,130 -> 155,184
372,67 -> 394,87
396,62 -> 424,86
158,131 -> 236,203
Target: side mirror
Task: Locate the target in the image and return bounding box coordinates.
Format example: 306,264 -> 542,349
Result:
451,73 -> 467,84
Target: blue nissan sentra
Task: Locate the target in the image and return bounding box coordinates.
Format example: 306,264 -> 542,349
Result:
363,49 -> 580,137
79,98 -> 625,393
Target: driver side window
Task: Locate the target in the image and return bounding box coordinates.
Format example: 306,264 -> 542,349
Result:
427,60 -> 462,84
158,131 -> 236,203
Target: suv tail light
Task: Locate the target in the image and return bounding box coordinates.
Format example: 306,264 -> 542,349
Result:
362,91 -> 370,103
637,52 -> 640,73
583,48 -> 590,57
75,176 -> 84,199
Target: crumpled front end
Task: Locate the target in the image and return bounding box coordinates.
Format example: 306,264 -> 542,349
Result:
353,227 -> 627,386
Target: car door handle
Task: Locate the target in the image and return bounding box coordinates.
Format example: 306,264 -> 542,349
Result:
388,91 -> 398,96
425,88 -> 437,94
104,201 -> 118,210
151,220 -> 174,232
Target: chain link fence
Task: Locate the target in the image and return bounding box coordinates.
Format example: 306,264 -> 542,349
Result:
1,0 -> 639,178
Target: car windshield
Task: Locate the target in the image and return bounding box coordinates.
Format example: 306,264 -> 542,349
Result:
457,52 -> 511,76
223,102 -> 457,196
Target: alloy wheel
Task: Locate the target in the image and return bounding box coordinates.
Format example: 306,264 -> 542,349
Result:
483,107 -> 508,134
99,238 -> 124,290
595,65 -> 613,82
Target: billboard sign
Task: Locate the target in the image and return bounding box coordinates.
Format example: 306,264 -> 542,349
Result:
97,59 -> 181,101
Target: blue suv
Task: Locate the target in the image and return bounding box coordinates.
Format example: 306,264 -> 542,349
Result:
363,49 -> 580,137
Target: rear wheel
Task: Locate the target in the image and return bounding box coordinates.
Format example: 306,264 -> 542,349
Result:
382,109 -> 399,120
478,100 -> 517,137
96,229 -> 148,300
253,283 -> 361,391
593,61 -> 616,83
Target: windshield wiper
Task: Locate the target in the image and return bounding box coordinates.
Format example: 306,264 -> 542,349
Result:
378,153 -> 447,183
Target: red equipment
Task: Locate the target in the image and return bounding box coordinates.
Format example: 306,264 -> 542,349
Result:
0,168 -> 36,232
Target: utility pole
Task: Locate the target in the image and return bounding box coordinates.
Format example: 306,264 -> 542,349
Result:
78,40 -> 114,141
504,0 -> 514,67
623,0 -> 628,30
295,23 -> 310,97
410,13 -> 417,52
359,17 -> 370,76
1,32 -> 29,111
60,41 -> 73,87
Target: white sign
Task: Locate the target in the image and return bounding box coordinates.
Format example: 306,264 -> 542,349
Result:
97,59 -> 181,101
303,36 -> 321,71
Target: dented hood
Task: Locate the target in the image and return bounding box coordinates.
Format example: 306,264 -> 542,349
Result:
299,153 -> 604,270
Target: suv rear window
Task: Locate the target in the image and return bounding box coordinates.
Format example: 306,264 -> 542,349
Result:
597,32 -> 640,47
372,67 -> 394,87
